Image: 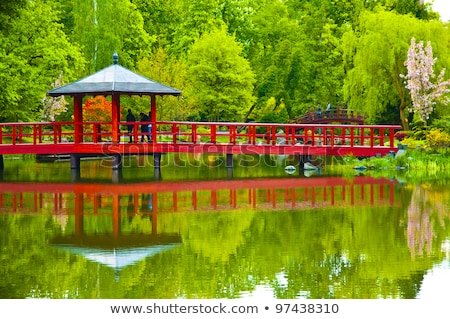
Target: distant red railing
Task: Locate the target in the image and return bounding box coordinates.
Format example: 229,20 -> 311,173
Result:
292,108 -> 365,125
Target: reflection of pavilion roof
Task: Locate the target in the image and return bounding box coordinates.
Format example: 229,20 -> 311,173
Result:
50,233 -> 182,272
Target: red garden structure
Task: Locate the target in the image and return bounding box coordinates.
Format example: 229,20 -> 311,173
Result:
0,53 -> 402,172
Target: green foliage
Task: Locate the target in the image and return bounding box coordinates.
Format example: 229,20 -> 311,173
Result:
431,116 -> 450,134
342,10 -> 450,129
0,0 -> 85,122
1,0 -> 449,125
187,27 -> 256,122
133,48 -> 194,121
63,0 -> 154,72
425,128 -> 450,150
258,97 -> 289,123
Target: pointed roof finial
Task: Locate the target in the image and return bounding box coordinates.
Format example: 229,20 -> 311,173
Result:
113,51 -> 118,65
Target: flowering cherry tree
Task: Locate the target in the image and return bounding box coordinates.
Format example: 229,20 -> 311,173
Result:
400,37 -> 450,123
41,72 -> 68,121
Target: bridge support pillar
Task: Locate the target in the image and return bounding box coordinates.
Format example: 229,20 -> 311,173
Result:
111,154 -> 122,170
0,155 -> 3,170
112,169 -> 123,183
226,154 -> 233,168
227,167 -> 233,179
154,153 -> 162,169
298,155 -> 310,170
70,155 -> 80,170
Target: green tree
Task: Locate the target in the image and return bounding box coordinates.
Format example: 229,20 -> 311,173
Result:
342,10 -> 450,129
187,28 -> 256,122
133,48 -> 195,121
0,0 -> 85,122
61,0 -> 154,72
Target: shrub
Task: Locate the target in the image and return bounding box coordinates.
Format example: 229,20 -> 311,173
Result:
425,128 -> 450,149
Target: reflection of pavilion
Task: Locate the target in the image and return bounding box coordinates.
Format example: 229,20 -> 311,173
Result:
50,233 -> 181,277
49,192 -> 181,278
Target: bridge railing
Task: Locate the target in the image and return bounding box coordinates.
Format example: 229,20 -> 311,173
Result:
0,120 -> 402,148
153,121 -> 401,148
292,108 -> 365,124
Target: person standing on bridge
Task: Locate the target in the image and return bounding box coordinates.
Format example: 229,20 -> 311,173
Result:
126,109 -> 136,143
317,103 -> 322,119
140,112 -> 151,142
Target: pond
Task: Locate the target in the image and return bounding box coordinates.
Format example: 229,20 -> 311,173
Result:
0,154 -> 449,299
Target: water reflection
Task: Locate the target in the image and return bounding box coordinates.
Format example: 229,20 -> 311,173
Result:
0,176 -> 396,214
0,170 -> 450,299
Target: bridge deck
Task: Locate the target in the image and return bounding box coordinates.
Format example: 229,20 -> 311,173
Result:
0,121 -> 402,158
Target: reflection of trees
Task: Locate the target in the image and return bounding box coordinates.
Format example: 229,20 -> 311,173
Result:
406,185 -> 450,260
2,185 -> 450,299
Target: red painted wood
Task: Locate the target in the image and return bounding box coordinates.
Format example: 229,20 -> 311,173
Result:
0,121 -> 402,158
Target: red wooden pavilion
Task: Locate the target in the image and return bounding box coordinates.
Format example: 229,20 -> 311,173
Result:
47,51 -> 182,144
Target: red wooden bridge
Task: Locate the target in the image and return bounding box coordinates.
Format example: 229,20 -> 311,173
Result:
0,53 -> 402,171
0,120 -> 401,170
292,107 -> 366,125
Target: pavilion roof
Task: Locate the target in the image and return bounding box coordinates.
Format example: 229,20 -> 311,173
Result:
47,52 -> 182,97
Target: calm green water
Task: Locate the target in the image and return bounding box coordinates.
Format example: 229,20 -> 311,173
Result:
0,154 -> 449,299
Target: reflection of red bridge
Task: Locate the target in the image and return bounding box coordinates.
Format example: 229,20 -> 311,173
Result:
0,176 -> 397,216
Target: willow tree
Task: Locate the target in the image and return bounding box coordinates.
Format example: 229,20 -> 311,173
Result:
187,28 -> 256,122
342,11 -> 450,129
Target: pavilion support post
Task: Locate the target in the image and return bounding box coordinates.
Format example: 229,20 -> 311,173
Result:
150,95 -> 157,142
0,155 -> 3,170
112,94 -> 120,143
73,95 -> 83,144
226,154 -> 233,168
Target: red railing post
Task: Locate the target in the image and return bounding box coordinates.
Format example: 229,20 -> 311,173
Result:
53,124 -> 58,144
18,125 -> 23,144
331,127 -> 335,147
93,124 -> 98,143
230,125 -> 236,144
360,127 -> 365,146
33,124 -> 37,144
265,127 -> 271,144
38,125 -> 43,144
370,128 -> 374,147
379,128 -> 384,146
192,124 -> 197,144
389,127 -> 395,147
350,127 -> 354,147
172,123 -> 177,144
211,125 -> 216,144
12,126 -> 16,145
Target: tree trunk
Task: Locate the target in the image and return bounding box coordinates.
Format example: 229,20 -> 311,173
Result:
399,103 -> 409,131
